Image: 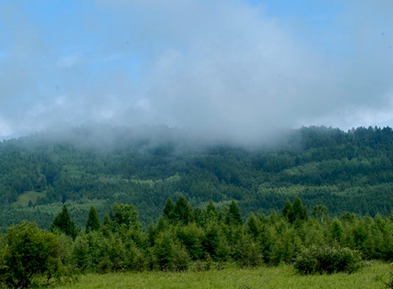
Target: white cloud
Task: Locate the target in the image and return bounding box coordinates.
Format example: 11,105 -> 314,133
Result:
0,0 -> 392,143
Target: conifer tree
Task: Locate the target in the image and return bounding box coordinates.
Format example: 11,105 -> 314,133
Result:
246,213 -> 259,240
50,204 -> 77,239
163,198 -> 176,223
206,200 -> 218,223
282,197 -> 308,223
203,222 -> 230,262
86,205 -> 100,233
331,218 -> 344,244
282,199 -> 293,221
193,207 -> 207,227
227,200 -> 242,226
292,197 -> 308,221
175,195 -> 194,225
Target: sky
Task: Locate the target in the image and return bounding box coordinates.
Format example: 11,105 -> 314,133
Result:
0,0 -> 393,142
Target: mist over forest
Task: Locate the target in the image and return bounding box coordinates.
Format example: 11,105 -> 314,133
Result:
1,1 -> 393,142
0,124 -> 392,230
2,2 -> 393,287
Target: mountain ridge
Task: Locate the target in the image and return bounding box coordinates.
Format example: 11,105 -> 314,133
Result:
1,124 -> 393,229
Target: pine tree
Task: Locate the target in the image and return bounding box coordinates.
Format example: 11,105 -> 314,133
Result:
206,200 -> 218,223
50,205 -> 77,239
202,222 -> 230,262
175,195 -> 194,225
246,213 -> 259,240
227,200 -> 242,226
282,199 -> 293,221
292,197 -> 308,221
163,198 -> 176,223
331,218 -> 344,244
86,205 -> 100,233
283,197 -> 307,223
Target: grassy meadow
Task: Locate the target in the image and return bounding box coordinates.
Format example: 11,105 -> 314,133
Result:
54,262 -> 391,289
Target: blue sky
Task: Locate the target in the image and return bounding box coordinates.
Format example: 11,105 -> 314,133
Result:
0,0 -> 392,142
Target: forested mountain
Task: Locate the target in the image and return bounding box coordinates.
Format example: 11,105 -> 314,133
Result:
1,125 -> 393,229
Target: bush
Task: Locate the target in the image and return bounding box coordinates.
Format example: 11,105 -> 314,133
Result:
0,222 -> 66,288
294,246 -> 362,275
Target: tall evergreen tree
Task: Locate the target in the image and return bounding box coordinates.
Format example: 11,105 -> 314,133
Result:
282,199 -> 294,222
175,195 -> 194,225
227,200 -> 242,226
50,205 -> 77,239
246,213 -> 259,241
163,198 -> 176,223
86,205 -> 100,233
292,197 -> 308,221
206,200 -> 218,223
331,217 -> 344,244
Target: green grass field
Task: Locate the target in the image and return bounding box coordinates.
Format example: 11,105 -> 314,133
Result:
54,262 -> 391,289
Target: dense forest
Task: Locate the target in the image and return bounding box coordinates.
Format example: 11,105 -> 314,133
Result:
1,125 -> 393,229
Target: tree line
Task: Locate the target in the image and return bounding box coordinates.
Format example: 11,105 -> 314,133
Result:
2,196 -> 393,288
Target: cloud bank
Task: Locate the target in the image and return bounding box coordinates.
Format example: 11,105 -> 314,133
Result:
0,0 -> 392,143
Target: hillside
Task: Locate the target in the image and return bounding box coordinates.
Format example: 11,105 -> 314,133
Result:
1,125 -> 393,229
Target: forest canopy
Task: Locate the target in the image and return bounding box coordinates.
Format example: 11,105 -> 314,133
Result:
0,125 -> 393,229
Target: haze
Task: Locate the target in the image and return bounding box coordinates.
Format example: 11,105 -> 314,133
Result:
0,0 -> 392,143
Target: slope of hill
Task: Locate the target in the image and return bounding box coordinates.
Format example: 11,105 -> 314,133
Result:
1,125 -> 393,229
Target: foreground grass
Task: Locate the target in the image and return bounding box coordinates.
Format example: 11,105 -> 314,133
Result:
53,262 -> 391,289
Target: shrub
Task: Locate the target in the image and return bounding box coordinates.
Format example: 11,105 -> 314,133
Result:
294,246 -> 362,275
0,222 -> 66,288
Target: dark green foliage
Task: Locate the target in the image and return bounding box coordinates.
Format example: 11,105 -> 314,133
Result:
245,214 -> 259,240
282,200 -> 293,221
72,234 -> 90,272
206,200 -> 218,223
202,222 -> 230,262
282,197 -> 308,224
163,198 -> 176,223
294,246 -> 362,275
174,195 -> 194,225
50,205 -> 77,239
3,125 -> 393,230
153,231 -> 190,271
234,234 -> 263,268
5,195 -> 393,280
312,205 -> 328,222
227,200 -> 242,226
109,203 -> 141,231
292,197 -> 308,221
86,206 -> 100,233
123,245 -> 147,272
330,218 -> 344,244
0,222 -> 64,288
176,223 -> 205,260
